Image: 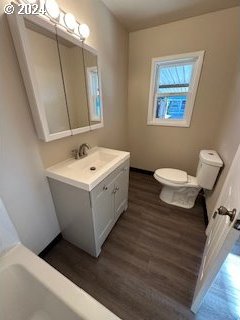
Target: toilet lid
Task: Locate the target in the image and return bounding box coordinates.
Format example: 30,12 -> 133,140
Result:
155,168 -> 188,184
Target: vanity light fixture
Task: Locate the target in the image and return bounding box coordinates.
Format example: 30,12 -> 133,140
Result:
64,12 -> 76,32
45,0 -> 60,21
78,23 -> 90,40
19,0 -> 91,41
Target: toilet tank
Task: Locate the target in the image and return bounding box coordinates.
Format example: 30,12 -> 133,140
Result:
196,150 -> 223,190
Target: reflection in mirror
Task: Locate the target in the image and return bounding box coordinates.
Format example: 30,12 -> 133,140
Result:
24,20 -> 70,134
83,49 -> 103,126
56,32 -> 90,132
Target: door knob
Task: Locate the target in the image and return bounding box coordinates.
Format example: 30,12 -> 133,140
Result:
234,220 -> 240,231
215,206 -> 236,222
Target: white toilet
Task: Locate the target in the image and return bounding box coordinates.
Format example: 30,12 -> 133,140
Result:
154,150 -> 223,209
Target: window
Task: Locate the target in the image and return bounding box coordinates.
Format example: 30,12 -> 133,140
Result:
86,66 -> 102,122
147,51 -> 204,127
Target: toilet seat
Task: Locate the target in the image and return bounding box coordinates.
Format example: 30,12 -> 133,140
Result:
154,168 -> 199,188
154,168 -> 188,185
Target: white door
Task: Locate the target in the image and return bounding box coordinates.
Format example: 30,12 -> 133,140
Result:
191,144 -> 240,313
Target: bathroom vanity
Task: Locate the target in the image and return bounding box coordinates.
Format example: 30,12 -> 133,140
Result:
46,147 -> 130,257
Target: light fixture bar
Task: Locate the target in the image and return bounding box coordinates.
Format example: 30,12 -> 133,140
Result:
21,0 -> 91,41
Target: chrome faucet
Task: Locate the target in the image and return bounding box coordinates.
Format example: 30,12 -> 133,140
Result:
72,143 -> 91,159
79,143 -> 91,157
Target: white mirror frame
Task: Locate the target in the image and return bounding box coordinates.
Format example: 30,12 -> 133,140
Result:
7,4 -> 103,142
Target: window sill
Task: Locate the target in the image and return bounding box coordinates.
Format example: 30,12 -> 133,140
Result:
147,120 -> 190,128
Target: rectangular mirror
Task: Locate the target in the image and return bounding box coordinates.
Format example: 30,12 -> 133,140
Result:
8,11 -> 103,141
83,48 -> 103,129
56,30 -> 90,134
24,19 -> 71,136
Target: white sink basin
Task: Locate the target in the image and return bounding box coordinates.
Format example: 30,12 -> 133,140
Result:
46,147 -> 130,191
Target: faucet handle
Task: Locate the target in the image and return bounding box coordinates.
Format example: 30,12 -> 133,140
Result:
71,149 -> 79,160
81,143 -> 91,156
83,143 -> 91,149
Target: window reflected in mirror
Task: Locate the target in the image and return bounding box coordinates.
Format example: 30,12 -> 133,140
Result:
83,49 -> 103,126
86,66 -> 101,121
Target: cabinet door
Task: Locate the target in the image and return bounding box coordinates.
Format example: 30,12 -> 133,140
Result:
92,180 -> 115,247
114,166 -> 129,221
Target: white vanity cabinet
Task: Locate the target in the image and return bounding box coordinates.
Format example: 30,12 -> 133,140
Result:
48,159 -> 129,257
91,163 -> 129,249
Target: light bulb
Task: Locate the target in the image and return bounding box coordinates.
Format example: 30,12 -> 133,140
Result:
20,0 -> 38,3
79,23 -> 90,40
64,12 -> 76,31
27,0 -> 38,3
45,0 -> 60,20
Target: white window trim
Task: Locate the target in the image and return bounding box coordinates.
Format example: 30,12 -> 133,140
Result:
147,51 -> 205,127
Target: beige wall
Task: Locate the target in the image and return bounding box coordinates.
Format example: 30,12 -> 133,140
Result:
38,0 -> 129,168
128,7 -> 240,176
206,63 -> 240,215
0,1 -> 60,254
0,0 -> 128,253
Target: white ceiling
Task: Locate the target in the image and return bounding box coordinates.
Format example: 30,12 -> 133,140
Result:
101,0 -> 240,31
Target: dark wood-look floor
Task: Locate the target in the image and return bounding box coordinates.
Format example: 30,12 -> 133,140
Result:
44,172 -> 208,320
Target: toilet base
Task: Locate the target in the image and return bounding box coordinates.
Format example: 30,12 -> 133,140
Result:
160,185 -> 201,209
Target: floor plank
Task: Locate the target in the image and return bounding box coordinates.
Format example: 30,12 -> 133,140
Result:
43,172 -> 237,319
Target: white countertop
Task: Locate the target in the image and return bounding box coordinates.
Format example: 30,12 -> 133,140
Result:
46,147 -> 130,191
